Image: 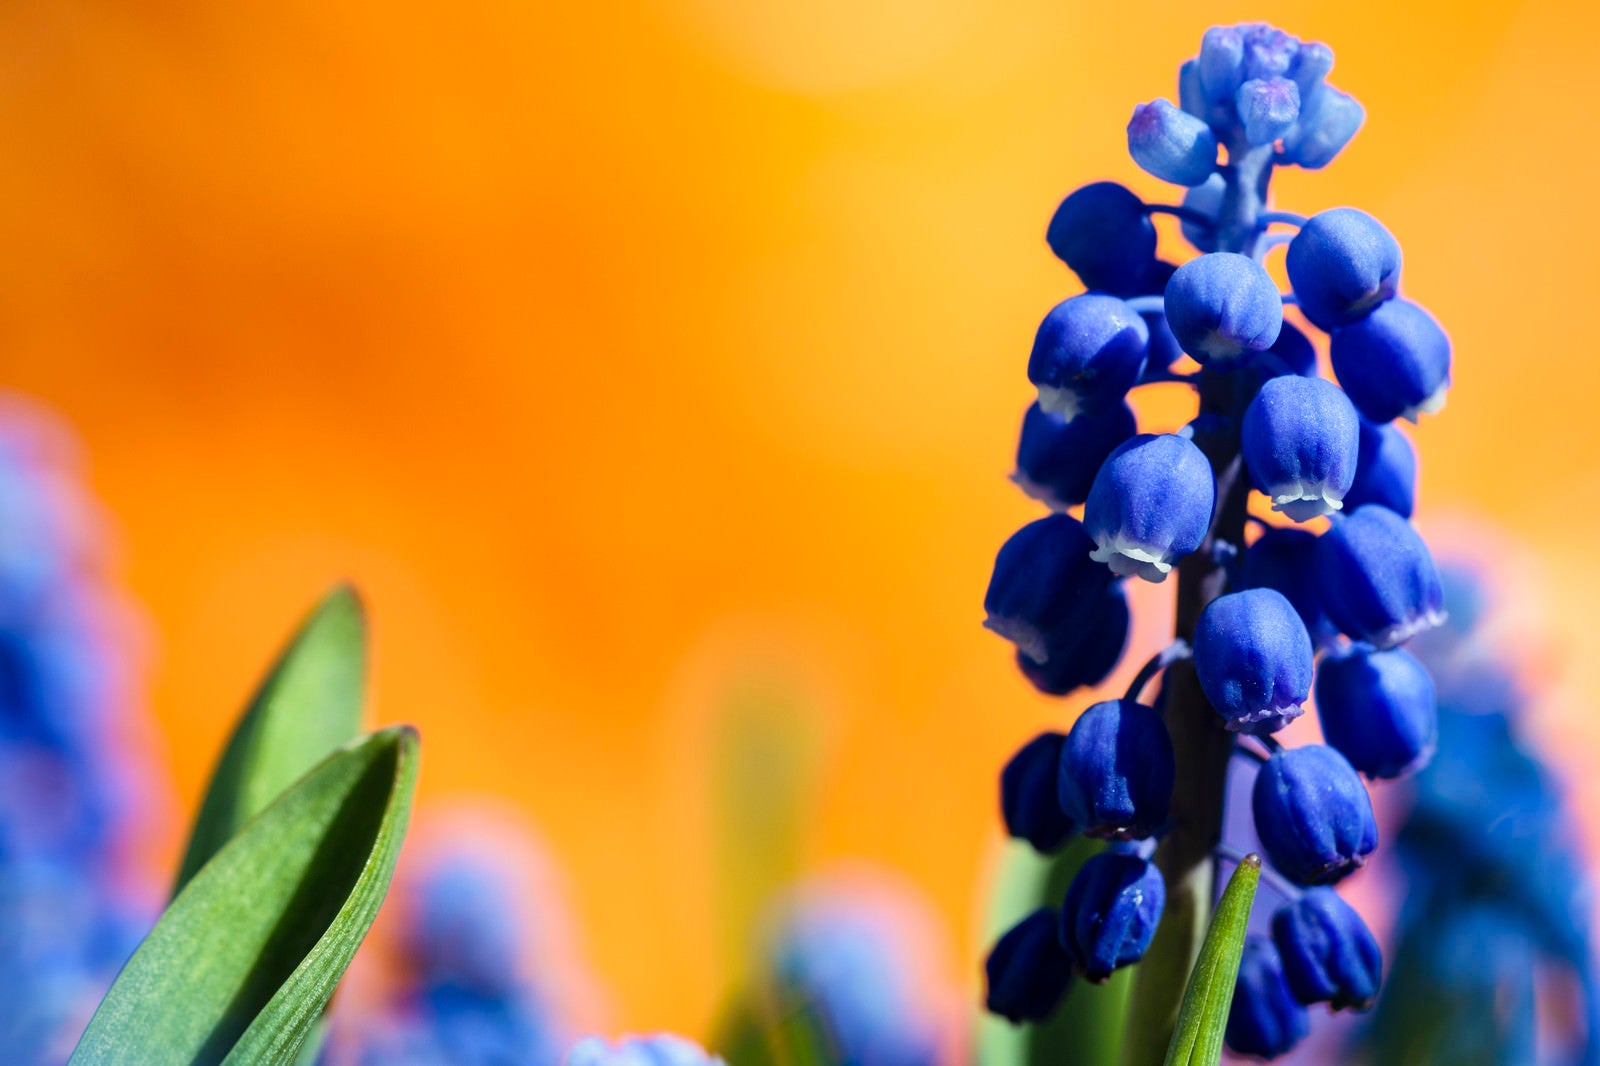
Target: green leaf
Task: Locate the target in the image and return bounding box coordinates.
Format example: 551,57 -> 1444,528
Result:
173,585 -> 368,894
71,726 -> 419,1066
1162,855 -> 1261,1066
710,988 -> 839,1066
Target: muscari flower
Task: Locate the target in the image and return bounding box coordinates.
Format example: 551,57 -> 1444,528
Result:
1013,584 -> 1130,697
1242,527 -> 1337,648
1027,295 -> 1150,420
1059,852 -> 1165,982
1045,182 -> 1156,295
1083,434 -> 1214,583
1011,401 -> 1137,511
567,1035 -> 724,1066
1252,745 -> 1377,886
1162,252 -> 1282,363
1226,936 -> 1309,1060
1271,888 -> 1382,1011
1127,100 -> 1218,187
1315,645 -> 1437,780
1057,699 -> 1174,840
1330,298 -> 1451,423
1000,732 -> 1074,853
985,908 -> 1073,1023
983,514 -> 1111,664
1284,208 -> 1402,332
1344,419 -> 1416,517
1194,588 -> 1314,735
1314,504 -> 1444,648
1240,375 -> 1359,521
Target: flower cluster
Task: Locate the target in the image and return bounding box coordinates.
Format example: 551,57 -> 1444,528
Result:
983,23 -> 1452,1055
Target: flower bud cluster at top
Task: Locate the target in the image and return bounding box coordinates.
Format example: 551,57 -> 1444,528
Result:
982,23 -> 1453,1059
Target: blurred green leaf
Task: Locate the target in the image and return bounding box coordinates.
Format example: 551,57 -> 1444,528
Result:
975,837 -> 1132,1066
173,585 -> 368,894
711,988 -> 839,1066
1162,855 -> 1260,1066
70,726 -> 419,1066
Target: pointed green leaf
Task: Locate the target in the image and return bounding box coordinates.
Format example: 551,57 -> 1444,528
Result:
1162,855 -> 1261,1066
173,585 -> 368,894
71,726 -> 419,1066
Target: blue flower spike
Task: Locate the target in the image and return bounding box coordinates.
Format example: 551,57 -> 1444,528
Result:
1012,401 -> 1138,511
1057,699 -> 1175,840
1015,584 -> 1130,697
1236,77 -> 1300,146
1027,295 -> 1150,420
1084,433 -> 1215,583
1226,936 -> 1310,1059
1059,852 -> 1166,982
986,908 -> 1074,1023
1163,253 -> 1283,363
1331,298 -> 1451,423
1344,419 -> 1417,517
1001,732 -> 1075,853
1241,376 -> 1360,521
1272,888 -> 1383,1011
984,514 -> 1111,664
1316,645 -> 1438,779
1128,99 -> 1219,187
1194,588 -> 1315,734
1242,527 -> 1337,648
1285,208 -> 1402,332
1314,504 -> 1445,648
1253,744 -> 1378,885
1046,182 -> 1157,294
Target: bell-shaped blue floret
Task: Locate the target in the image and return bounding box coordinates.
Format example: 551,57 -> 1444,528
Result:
1330,298 -> 1451,424
1001,732 -> 1075,853
1344,419 -> 1416,517
1083,434 -> 1215,583
985,908 -> 1073,1023
1282,85 -> 1364,169
1027,295 -> 1150,420
1314,504 -> 1444,648
1285,208 -> 1402,332
1128,100 -> 1219,187
1046,182 -> 1157,295
1057,699 -> 1175,840
1242,527 -> 1337,649
1272,888 -> 1383,1011
1226,936 -> 1310,1059
1164,253 -> 1283,362
1287,41 -> 1333,96
1059,853 -> 1165,982
1316,645 -> 1437,780
1236,77 -> 1300,146
1241,376 -> 1359,521
1015,584 -> 1130,697
1194,588 -> 1314,734
1253,745 -> 1377,885
1012,401 -> 1137,511
1179,175 -> 1224,254
984,514 -> 1112,664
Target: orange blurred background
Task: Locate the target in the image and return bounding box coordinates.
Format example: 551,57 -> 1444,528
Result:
0,0 -> 1597,1040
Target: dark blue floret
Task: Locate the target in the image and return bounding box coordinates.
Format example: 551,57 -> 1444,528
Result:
1314,504 -> 1444,648
1163,253 -> 1283,363
985,908 -> 1073,1022
1194,588 -> 1314,734
1226,936 -> 1310,1059
1330,298 -> 1451,423
1236,77 -> 1300,146
1128,100 -> 1218,187
1285,208 -> 1402,332
1059,853 -> 1165,982
1057,699 -> 1174,840
1001,732 -> 1075,853
1344,419 -> 1416,517
1027,295 -> 1150,420
1272,888 -> 1383,1010
1242,527 -> 1337,649
1014,584 -> 1130,697
1265,321 -> 1318,378
1315,645 -> 1437,780
984,514 -> 1112,664
1252,745 -> 1377,886
1012,401 -> 1137,511
1083,434 -> 1215,583
1045,183 -> 1157,295
1241,376 -> 1359,521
